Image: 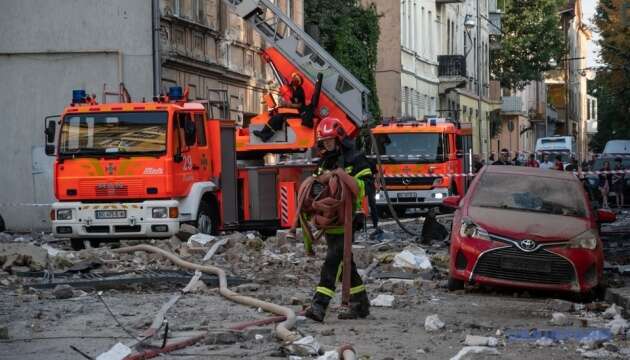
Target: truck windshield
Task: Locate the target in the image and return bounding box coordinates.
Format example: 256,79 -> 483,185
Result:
373,133 -> 445,163
60,112 -> 168,156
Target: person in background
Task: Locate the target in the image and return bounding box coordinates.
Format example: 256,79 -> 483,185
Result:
492,149 -> 512,165
599,160 -> 612,209
539,153 -> 555,169
566,157 -> 580,172
512,153 -> 521,166
472,154 -> 484,173
365,157 -> 383,240
612,157 -> 625,209
253,72 -> 305,142
525,153 -> 540,168
554,155 -> 564,170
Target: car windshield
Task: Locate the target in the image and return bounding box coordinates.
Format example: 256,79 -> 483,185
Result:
537,151 -> 572,163
60,112 -> 167,155
471,173 -> 587,218
373,133 -> 445,163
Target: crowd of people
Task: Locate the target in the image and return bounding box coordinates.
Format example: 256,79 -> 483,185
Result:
472,148 -> 626,209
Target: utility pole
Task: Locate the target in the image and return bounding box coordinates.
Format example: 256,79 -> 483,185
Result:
476,0 -> 484,160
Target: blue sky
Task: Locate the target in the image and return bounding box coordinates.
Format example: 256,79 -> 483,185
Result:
582,0 -> 600,68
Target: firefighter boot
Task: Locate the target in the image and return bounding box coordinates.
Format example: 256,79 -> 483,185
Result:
338,292 -> 370,320
305,294 -> 329,323
252,125 -> 274,142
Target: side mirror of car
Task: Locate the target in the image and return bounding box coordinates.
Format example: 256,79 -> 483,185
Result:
443,195 -> 462,209
597,208 -> 616,223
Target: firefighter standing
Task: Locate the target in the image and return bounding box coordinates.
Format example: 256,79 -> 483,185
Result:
303,117 -> 372,322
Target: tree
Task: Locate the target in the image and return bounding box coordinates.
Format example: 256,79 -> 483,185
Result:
589,0 -> 630,151
304,0 -> 381,121
491,0 -> 566,89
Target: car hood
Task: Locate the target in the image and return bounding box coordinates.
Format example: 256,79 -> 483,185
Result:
467,206 -> 590,241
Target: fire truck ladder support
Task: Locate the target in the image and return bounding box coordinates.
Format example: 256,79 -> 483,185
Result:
222,0 -> 370,127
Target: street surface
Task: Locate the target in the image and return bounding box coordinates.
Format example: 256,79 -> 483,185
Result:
1,212 -> 630,359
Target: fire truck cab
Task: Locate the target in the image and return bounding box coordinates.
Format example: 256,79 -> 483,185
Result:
371,117 -> 472,216
47,88 -> 237,244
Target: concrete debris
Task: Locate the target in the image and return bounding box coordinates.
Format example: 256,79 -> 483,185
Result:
370,294 -> 395,307
606,315 -> 629,335
449,346 -> 500,360
549,299 -> 575,313
602,304 -> 623,320
577,348 -> 615,358
316,350 -> 340,360
285,336 -> 321,356
425,314 -> 445,332
175,224 -> 199,241
463,335 -> 498,347
393,245 -> 432,271
187,233 -> 216,247
95,342 -> 132,360
551,312 -> 570,326
205,330 -> 240,345
52,284 -> 75,299
0,243 -> 48,271
535,337 -> 555,347
254,334 -> 264,342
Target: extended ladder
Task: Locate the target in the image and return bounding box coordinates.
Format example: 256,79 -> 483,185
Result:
223,0 -> 370,128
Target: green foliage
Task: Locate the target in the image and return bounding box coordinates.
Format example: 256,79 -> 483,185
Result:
490,0 -> 566,89
589,0 -> 630,151
304,0 -> 381,121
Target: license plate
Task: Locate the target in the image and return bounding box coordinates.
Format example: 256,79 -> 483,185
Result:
95,210 -> 127,219
500,256 -> 551,273
398,192 -> 415,199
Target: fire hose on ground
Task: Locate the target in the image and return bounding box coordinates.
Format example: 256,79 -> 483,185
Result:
112,244 -> 357,360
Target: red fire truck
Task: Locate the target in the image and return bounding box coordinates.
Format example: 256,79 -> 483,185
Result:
46,0 -> 370,249
371,118 -> 472,217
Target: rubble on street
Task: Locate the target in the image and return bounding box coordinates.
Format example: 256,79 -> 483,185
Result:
2,214 -> 630,360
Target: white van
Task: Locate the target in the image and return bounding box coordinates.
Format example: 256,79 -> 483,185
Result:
535,136 -> 576,166
603,140 -> 630,155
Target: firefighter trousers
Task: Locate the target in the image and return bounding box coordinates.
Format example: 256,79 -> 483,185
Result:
313,232 -> 366,306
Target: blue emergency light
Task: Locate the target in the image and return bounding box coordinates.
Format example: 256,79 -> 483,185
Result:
72,89 -> 87,104
169,86 -> 183,100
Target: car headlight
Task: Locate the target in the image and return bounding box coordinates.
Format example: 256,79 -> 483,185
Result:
152,207 -> 168,219
56,209 -> 72,220
568,229 -> 598,250
459,218 -> 491,241
434,192 -> 444,199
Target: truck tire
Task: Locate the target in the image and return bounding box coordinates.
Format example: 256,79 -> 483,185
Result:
196,201 -> 219,235
71,238 -> 86,251
0,214 -> 5,232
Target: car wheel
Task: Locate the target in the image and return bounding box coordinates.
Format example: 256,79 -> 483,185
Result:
196,201 -> 218,235
448,276 -> 465,291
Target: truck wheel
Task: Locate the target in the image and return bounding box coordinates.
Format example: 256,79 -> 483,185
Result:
448,276 -> 465,291
0,214 -> 5,232
196,201 -> 218,235
71,238 -> 86,251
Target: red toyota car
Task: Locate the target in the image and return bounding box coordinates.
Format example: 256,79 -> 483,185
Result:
445,166 -> 616,295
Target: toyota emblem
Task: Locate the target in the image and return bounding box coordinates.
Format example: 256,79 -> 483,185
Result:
520,239 -> 536,251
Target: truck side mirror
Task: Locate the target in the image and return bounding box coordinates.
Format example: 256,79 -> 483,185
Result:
44,115 -> 59,156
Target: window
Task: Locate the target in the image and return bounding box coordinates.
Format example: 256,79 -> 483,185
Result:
412,2 -> 417,52
194,113 -> 206,146
447,19 -> 451,55
428,11 -> 433,58
401,1 -> 406,47
421,7 -> 425,56
174,0 -> 181,16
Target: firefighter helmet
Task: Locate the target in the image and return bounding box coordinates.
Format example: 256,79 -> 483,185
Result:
290,72 -> 303,86
316,117 -> 346,142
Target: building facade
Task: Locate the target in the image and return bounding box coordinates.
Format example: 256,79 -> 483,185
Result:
159,0 -> 303,125
545,0 -> 590,159
0,0 -> 155,231
364,0 -> 440,120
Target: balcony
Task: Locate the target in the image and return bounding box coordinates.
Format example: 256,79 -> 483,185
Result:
438,55 -> 467,94
501,96 -> 525,115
